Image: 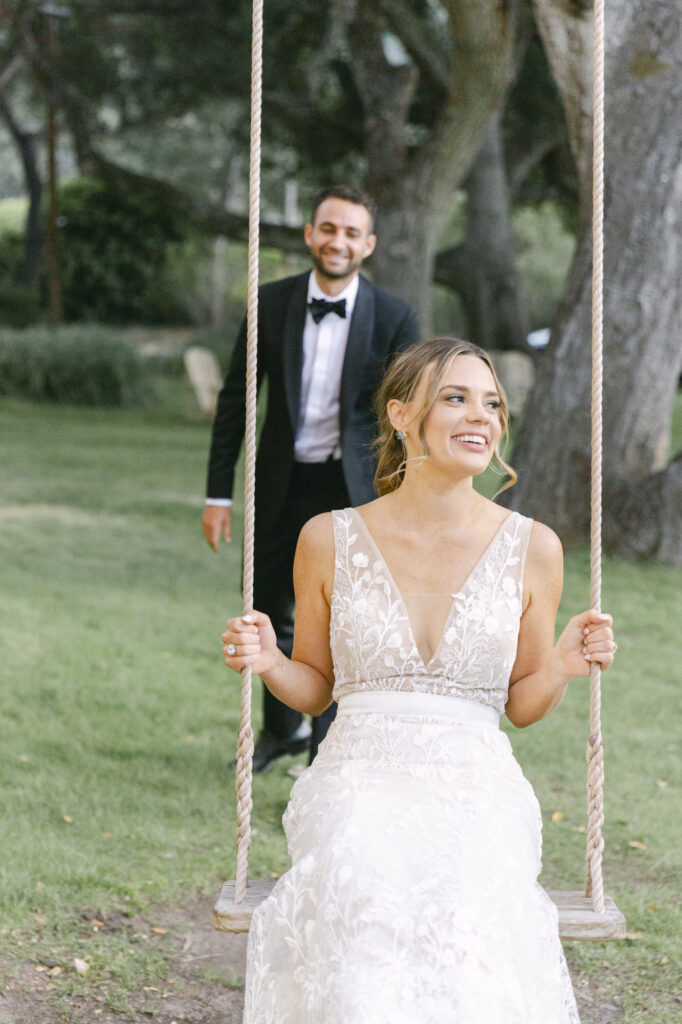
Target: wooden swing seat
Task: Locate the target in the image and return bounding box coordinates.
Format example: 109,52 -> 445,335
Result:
214,880 -> 626,941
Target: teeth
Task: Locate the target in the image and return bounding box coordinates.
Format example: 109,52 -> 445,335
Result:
455,434 -> 486,445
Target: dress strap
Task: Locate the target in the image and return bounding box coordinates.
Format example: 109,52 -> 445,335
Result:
507,512 -> 534,595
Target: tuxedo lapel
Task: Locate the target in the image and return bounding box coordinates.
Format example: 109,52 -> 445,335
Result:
282,273 -> 309,432
340,276 -> 375,427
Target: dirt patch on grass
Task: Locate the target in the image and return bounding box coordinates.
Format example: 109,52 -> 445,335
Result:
0,898 -> 246,1024
0,897 -> 624,1023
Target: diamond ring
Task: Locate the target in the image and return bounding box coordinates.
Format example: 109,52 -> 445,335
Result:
226,643 -> 236,656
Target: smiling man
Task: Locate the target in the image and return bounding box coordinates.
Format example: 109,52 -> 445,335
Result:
203,185 -> 419,771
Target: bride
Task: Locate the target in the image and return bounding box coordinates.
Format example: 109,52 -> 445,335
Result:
222,338 -> 616,1023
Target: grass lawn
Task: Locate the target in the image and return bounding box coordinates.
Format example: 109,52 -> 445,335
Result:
0,384 -> 681,1022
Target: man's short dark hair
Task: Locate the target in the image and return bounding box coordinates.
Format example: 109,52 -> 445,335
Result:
311,185 -> 377,231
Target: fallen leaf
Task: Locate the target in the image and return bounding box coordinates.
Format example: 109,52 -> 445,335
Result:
628,840 -> 646,850
101,832 -> 114,839
575,825 -> 587,834
62,815 -> 73,824
602,960 -> 611,968
625,931 -> 643,940
647,904 -> 660,911
36,881 -> 45,891
655,779 -> 669,789
151,927 -> 168,935
48,966 -> 62,976
34,965 -> 47,973
73,957 -> 90,975
182,734 -> 195,742
661,955 -> 669,964
91,918 -> 104,927
551,811 -> 564,823
19,754 -> 31,763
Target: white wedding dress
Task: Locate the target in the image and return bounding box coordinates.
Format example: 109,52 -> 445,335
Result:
243,508 -> 580,1023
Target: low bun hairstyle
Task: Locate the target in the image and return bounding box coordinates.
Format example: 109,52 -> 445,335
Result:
373,338 -> 516,497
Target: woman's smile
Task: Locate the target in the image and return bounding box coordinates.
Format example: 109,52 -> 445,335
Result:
451,431 -> 489,450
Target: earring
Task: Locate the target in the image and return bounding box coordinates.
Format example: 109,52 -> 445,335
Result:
396,429 -> 407,441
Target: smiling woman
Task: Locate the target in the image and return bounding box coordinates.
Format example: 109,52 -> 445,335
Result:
373,337 -> 516,497
220,336 -> 617,1023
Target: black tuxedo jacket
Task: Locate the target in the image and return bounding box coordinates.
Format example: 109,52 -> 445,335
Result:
206,271 -> 420,533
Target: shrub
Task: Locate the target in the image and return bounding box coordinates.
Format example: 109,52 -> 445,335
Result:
0,327 -> 154,406
0,231 -> 23,281
58,178 -> 189,325
0,281 -> 42,328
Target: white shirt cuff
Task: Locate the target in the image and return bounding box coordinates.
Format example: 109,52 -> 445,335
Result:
205,498 -> 233,507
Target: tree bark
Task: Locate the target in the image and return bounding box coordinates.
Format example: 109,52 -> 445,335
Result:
0,82 -> 44,289
343,0 -> 520,330
505,0 -> 682,564
434,113 -> 527,351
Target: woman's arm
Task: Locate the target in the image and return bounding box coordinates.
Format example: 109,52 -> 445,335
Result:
221,513 -> 335,715
505,522 -> 615,728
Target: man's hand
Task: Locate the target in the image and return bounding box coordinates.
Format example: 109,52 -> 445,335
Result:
202,505 -> 232,551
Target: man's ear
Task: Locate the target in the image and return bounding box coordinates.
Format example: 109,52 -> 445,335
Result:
303,223 -> 314,249
364,233 -> 377,259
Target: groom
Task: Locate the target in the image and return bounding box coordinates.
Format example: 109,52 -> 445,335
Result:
203,185 -> 420,770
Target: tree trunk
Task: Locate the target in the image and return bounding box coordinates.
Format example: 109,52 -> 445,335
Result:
344,0 -> 520,331
505,0 -> 682,564
434,113 -> 527,351
0,91 -> 44,289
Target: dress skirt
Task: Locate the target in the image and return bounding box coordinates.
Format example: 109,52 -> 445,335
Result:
244,691 -> 580,1024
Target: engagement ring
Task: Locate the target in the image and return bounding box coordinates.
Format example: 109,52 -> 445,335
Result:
226,643 -> 236,656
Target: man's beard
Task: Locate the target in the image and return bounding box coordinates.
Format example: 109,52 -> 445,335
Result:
311,251 -> 362,281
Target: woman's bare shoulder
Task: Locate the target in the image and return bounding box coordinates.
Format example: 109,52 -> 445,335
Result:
524,520 -> 563,602
298,511 -> 334,546
527,519 -> 563,563
295,514 -> 336,599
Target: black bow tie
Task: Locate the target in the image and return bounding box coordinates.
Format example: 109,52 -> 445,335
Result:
309,297 -> 347,324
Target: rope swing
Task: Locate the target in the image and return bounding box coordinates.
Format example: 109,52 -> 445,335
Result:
232,0 -> 263,910
214,0 -> 625,940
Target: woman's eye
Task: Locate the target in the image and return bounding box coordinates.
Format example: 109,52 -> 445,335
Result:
446,394 -> 464,402
486,400 -> 501,410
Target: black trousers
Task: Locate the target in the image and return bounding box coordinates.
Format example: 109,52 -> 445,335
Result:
253,458 -> 350,761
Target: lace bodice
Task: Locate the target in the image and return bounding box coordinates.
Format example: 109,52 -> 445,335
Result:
330,508 -> 533,713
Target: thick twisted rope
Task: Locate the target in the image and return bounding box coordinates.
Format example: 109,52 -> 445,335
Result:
234,0 -> 264,905
585,0 -> 605,913
233,0 -> 608,917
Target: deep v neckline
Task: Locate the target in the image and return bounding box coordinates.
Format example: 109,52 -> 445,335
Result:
352,509 -> 515,671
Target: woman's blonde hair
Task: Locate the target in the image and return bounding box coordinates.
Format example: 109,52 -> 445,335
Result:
373,337 -> 517,496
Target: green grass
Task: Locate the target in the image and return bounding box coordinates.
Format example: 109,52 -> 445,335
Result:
0,385 -> 681,1021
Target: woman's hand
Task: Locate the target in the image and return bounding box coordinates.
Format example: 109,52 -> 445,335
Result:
555,609 -> 616,678
222,611 -> 279,676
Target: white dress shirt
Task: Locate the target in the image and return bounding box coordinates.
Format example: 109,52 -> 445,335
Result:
206,271 -> 358,506
294,272 -> 358,463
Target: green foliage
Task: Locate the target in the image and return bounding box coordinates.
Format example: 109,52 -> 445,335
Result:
0,280 -> 42,328
0,229 -> 23,281
58,177 -> 190,325
0,327 -> 154,406
514,201 -> 575,330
